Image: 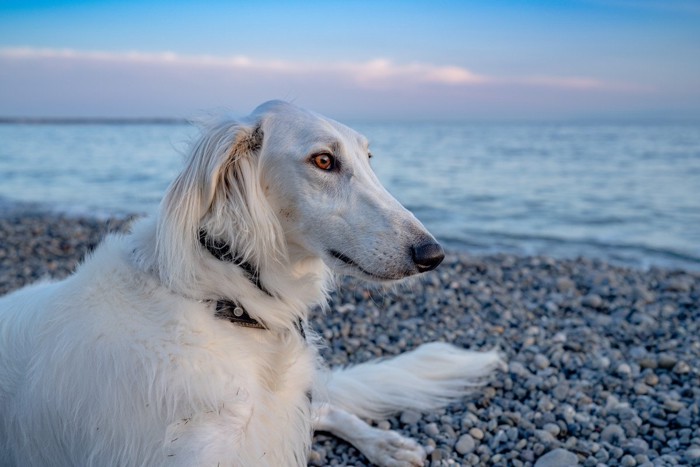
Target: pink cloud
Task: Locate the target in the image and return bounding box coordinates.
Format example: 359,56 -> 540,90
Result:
0,47 -> 655,119
0,47 -> 618,90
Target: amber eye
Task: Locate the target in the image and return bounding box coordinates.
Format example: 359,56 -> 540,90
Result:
311,153 -> 335,171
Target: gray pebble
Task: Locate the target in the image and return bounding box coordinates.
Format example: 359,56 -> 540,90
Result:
582,294 -> 603,308
376,420 -> 391,430
673,361 -> 691,374
657,353 -> 678,370
535,448 -> 579,467
663,399 -> 686,413
664,277 -> 691,293
617,363 -> 632,377
430,448 -> 444,462
556,277 -> 576,293
535,429 -> 557,446
601,424 -> 626,444
424,422 -> 439,437
509,361 -> 531,377
623,438 -> 649,456
534,354 -> 550,369
684,447 -> 700,464
638,358 -> 657,369
454,434 -> 476,455
400,410 -> 420,425
595,448 -> 610,463
543,423 -> 561,437
308,449 -> 325,466
644,372 -> 659,386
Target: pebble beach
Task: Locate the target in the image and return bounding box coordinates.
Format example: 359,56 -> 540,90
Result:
1,214 -> 698,467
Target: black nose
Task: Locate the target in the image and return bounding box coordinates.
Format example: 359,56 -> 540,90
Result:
412,242 -> 445,272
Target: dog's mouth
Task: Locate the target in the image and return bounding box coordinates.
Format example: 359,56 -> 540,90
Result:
328,250 -> 399,281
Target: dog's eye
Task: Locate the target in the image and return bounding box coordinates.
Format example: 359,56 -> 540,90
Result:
311,153 -> 336,171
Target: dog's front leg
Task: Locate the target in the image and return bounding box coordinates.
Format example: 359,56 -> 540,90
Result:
313,403 -> 426,467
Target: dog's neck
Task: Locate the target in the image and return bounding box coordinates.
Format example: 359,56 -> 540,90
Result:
198,230 -> 272,297
197,230 -> 312,339
130,218 -> 328,334
197,230 -> 273,329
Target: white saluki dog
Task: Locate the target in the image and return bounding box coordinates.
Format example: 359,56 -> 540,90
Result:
0,101 -> 501,466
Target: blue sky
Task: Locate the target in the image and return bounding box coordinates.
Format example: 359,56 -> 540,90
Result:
1,0 -> 699,120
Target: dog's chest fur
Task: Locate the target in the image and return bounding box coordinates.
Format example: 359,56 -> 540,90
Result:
160,327 -> 316,466
158,313 -> 316,466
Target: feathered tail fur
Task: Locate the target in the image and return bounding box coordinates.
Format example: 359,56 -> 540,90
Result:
325,342 -> 504,420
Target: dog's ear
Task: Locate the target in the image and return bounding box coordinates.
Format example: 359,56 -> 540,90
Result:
156,118 -> 284,291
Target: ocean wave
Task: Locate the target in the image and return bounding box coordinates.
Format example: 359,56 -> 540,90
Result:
439,229 -> 700,271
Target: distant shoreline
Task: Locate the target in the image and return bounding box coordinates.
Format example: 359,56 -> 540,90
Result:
2,116 -> 700,126
0,117 -> 189,125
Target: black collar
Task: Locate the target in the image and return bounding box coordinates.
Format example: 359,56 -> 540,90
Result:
214,299 -> 267,330
198,230 -> 305,339
214,298 -> 305,339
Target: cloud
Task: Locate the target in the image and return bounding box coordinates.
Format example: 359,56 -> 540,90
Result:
509,75 -> 607,90
335,59 -> 487,86
0,46 -> 655,119
0,46 -> 614,90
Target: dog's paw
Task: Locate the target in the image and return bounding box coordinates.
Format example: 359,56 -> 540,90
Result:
360,429 -> 426,467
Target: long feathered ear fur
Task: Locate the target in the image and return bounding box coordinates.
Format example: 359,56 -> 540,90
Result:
154,118 -> 286,294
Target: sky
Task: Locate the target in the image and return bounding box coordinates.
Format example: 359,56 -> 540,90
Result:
1,0 -> 699,121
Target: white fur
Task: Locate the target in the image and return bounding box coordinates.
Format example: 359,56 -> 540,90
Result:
0,101 -> 502,467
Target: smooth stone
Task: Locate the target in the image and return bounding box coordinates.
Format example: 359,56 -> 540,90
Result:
647,416 -> 668,428
684,447 -> 700,463
535,429 -> 557,445
535,448 -> 579,467
582,294 -> 603,308
673,361 -> 691,374
663,399 -> 686,413
424,423 -> 439,437
616,363 -> 632,377
601,424 -> 626,444
657,353 -> 678,370
644,373 -> 659,386
400,410 -> 421,425
556,277 -> 576,293
638,358 -> 657,369
623,438 -> 649,456
454,434 -> 476,455
543,423 -> 561,437
534,354 -> 550,370
430,448 -> 444,462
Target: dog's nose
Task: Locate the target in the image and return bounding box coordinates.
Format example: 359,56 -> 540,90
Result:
412,242 -> 445,272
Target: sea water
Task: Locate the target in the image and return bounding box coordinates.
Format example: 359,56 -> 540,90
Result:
1,121 -> 698,271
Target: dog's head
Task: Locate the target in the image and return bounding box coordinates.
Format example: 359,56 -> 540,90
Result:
158,100 -> 443,290
252,101 -> 444,281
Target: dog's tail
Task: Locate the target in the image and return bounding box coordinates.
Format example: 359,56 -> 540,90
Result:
324,342 -> 504,420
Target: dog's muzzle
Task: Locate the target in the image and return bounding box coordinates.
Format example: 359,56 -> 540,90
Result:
412,242 -> 445,272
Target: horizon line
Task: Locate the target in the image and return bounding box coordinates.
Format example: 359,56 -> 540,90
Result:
2,115 -> 700,126
0,116 -> 189,125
